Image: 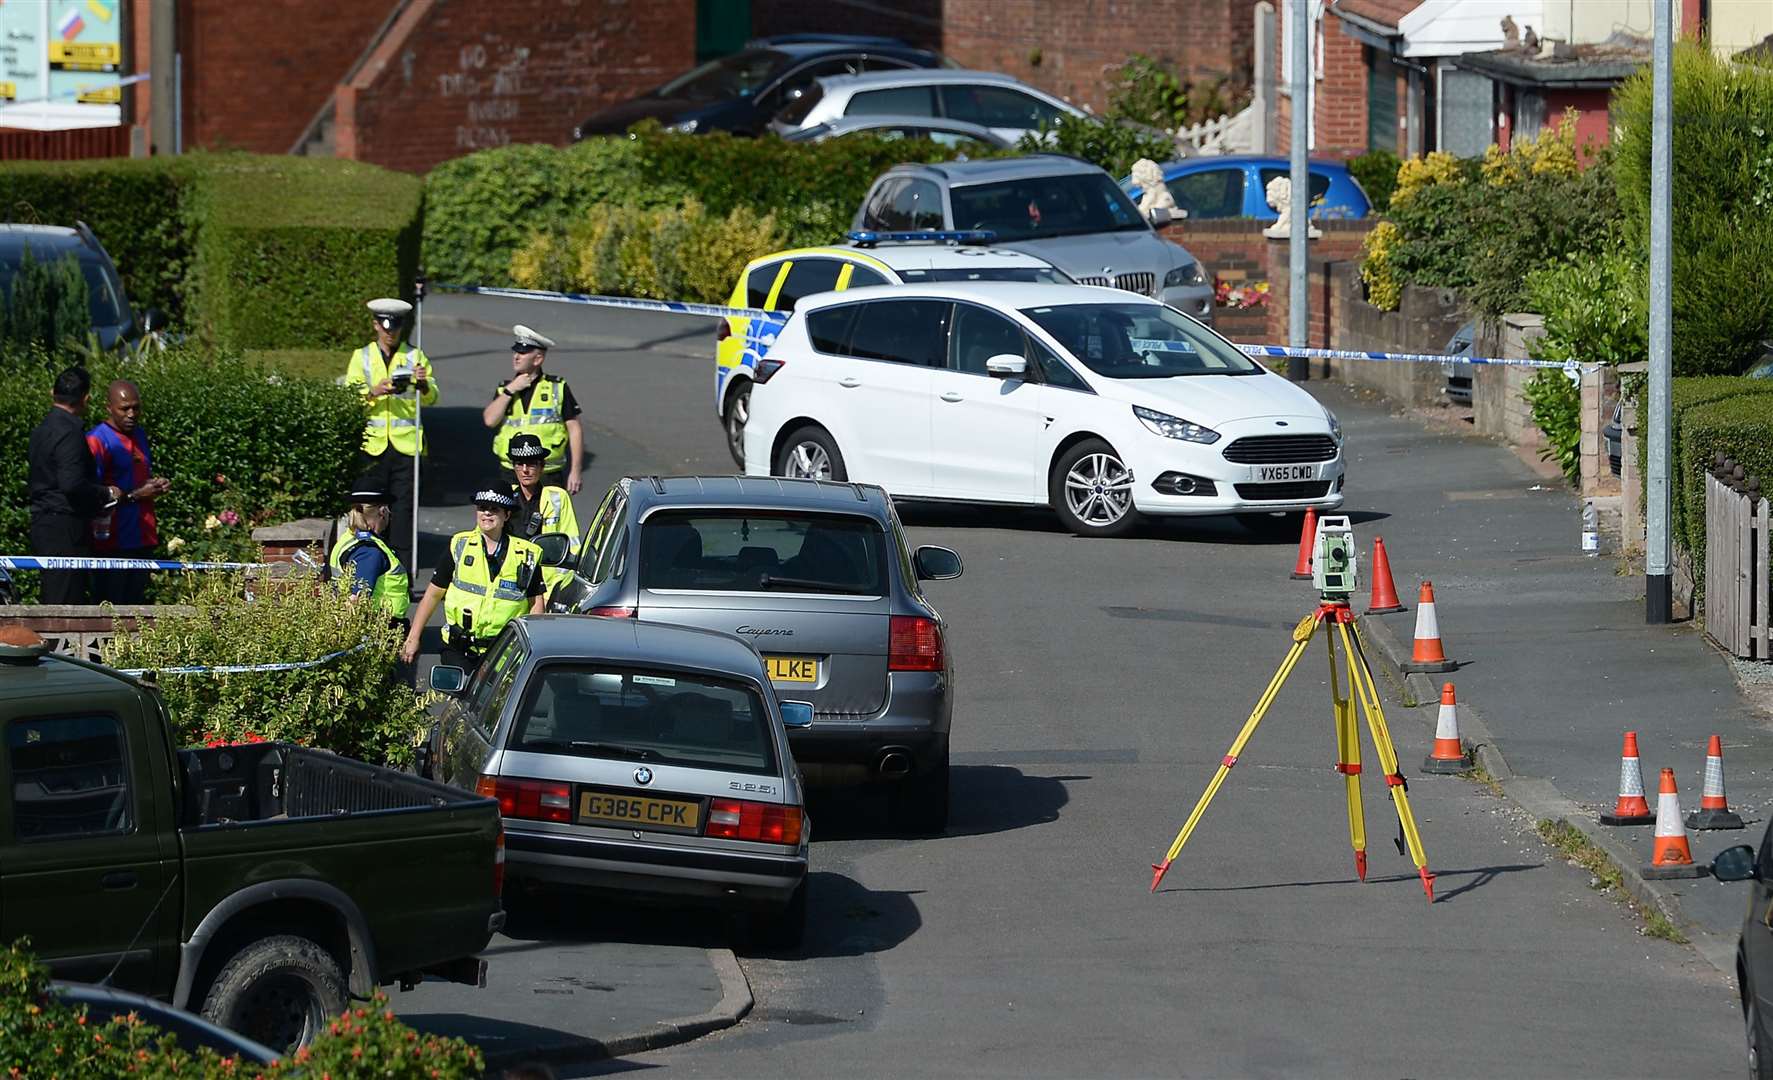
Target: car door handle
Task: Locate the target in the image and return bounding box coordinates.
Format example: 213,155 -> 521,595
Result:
838,377 -> 862,388
940,392 -> 964,403
101,871 -> 138,891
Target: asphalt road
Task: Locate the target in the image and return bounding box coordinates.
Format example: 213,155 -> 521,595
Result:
412,294 -> 1742,1079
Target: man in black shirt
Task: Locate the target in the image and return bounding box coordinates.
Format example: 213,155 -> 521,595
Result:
28,367 -> 123,605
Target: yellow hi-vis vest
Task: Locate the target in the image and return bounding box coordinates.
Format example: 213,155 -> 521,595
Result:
327,531 -> 412,619
442,530 -> 542,645
520,485 -> 581,592
345,343 -> 437,456
492,374 -> 569,472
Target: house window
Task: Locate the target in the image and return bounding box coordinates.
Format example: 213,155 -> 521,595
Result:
1366,48 -> 1400,155
1439,67 -> 1492,157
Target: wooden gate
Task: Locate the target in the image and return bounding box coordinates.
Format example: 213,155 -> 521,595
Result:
1705,471 -> 1772,659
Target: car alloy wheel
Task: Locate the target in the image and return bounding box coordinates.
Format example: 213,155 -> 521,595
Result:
725,383 -> 750,468
786,441 -> 832,479
1065,452 -> 1133,528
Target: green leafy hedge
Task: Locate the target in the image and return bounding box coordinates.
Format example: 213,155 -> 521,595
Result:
0,153 -> 422,350
423,127 -> 993,290
1613,43 -> 1773,376
0,344 -> 365,602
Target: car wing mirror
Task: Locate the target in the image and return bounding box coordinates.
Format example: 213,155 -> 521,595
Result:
535,532 -> 575,567
913,545 -> 963,581
780,700 -> 815,729
1711,844 -> 1759,882
984,354 -> 1027,378
429,665 -> 467,695
1146,206 -> 1172,227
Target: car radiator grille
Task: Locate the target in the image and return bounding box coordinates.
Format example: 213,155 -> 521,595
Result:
1076,273 -> 1157,296
1233,480 -> 1333,501
1222,434 -> 1339,464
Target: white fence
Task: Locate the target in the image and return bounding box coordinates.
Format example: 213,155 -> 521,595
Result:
1705,471 -> 1773,659
1173,105 -> 1255,156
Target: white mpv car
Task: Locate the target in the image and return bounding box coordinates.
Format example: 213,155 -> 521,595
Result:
741,283 -> 1346,538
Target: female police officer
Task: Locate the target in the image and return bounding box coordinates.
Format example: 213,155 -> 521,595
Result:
400,489 -> 545,673
506,433 -> 580,592
328,486 -> 410,626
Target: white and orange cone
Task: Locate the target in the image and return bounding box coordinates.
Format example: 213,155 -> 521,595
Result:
1643,768 -> 1710,879
1685,735 -> 1745,831
1598,731 -> 1656,826
1422,682 -> 1471,774
1399,582 -> 1457,673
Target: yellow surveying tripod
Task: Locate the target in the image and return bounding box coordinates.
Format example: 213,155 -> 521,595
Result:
1148,520 -> 1436,903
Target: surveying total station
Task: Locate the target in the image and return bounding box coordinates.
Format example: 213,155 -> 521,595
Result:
1148,515 -> 1437,902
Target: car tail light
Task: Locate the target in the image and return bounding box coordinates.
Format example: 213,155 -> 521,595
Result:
705,798 -> 804,846
889,615 -> 943,672
588,605 -> 634,619
493,826 -> 506,897
754,358 -> 786,384
716,319 -> 732,342
479,776 -> 572,823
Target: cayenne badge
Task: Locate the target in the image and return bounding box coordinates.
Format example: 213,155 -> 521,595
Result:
634,766 -> 653,785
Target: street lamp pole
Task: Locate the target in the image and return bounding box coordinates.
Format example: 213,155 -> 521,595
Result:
1287,0 -> 1310,380
1645,0 -> 1673,623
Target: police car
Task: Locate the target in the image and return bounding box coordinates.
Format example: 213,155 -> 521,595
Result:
715,231 -> 1073,466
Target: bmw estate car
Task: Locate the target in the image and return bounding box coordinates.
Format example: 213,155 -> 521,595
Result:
741,282 -> 1346,537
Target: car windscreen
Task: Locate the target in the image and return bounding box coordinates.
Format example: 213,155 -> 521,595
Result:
1021,301 -> 1264,379
898,266 -> 1071,284
654,49 -> 790,102
949,173 -> 1148,241
510,665 -> 776,775
773,82 -> 825,126
639,510 -> 887,596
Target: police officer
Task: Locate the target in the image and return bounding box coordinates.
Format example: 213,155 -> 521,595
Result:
483,324 -> 583,494
345,298 -> 436,564
505,433 -> 581,592
327,486 -> 410,626
400,489 -> 545,673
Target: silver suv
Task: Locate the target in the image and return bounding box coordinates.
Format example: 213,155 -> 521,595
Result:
852,157 -> 1215,324
545,476 -> 964,834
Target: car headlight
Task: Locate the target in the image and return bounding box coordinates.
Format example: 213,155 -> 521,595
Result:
1164,260 -> 1206,288
1134,405 -> 1220,444
669,119 -> 700,134
1325,408 -> 1343,445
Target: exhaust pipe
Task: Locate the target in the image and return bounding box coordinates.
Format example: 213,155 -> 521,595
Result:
876,748 -> 912,777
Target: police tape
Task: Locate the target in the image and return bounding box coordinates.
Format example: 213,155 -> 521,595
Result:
0,556 -> 268,572
114,642 -> 369,678
434,283 -> 1596,372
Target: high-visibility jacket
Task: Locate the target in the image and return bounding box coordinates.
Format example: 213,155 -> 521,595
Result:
515,484 -> 580,591
327,530 -> 411,619
442,530 -> 541,647
345,343 -> 437,456
492,374 -> 569,472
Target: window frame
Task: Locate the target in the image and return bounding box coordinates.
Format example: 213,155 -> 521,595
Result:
7,711 -> 136,843
774,257 -> 850,313
843,298 -> 954,368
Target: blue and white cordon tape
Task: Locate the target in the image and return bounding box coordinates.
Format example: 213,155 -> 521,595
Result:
114,642 -> 369,678
434,283 -> 1596,373
0,556 -> 267,572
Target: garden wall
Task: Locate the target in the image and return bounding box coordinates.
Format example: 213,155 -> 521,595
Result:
1324,262 -> 1465,406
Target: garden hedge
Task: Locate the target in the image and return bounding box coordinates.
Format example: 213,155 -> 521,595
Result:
423,127 -> 992,290
0,152 -> 423,350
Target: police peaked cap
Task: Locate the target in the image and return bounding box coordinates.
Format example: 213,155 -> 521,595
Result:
506,433 -> 549,462
367,298 -> 413,319
512,324 -> 555,350
348,484 -> 391,505
473,489 -> 517,510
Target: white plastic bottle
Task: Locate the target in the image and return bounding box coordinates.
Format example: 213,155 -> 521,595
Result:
1581,499 -> 1599,556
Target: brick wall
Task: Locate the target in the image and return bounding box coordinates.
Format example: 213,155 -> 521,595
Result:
1168,219 -> 1271,343
335,0 -> 695,174
941,0 -> 1259,115
181,0 -> 396,154
751,0 -> 942,50
1262,220 -> 1369,346
1272,11 -> 1369,159
1322,262 -> 1465,405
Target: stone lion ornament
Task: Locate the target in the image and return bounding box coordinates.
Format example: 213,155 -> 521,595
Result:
1262,175 -> 1321,239
1130,158 -> 1176,216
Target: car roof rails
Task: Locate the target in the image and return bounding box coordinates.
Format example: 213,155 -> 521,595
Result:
646,475 -> 666,495
847,229 -> 996,248
850,482 -> 868,502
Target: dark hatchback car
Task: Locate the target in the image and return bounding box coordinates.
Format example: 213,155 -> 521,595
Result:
572,37 -> 948,139
0,223 -> 138,348
1711,835 -> 1773,1077
546,476 -> 964,833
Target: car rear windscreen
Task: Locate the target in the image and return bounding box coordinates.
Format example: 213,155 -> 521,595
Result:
639,510 -> 887,596
510,665 -> 776,775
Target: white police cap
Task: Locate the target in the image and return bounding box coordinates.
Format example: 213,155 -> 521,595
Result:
473,489 -> 517,511
512,324 -> 555,351
367,298 -> 413,319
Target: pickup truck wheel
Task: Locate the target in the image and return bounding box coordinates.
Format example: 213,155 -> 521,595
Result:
200,934 -> 346,1052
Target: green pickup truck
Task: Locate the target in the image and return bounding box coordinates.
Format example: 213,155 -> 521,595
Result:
0,630 -> 504,1051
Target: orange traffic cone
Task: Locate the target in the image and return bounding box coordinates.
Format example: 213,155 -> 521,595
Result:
1422,683 -> 1470,773
1399,582 -> 1456,673
1643,768 -> 1710,879
1685,735 -> 1745,831
1289,507 -> 1319,580
1366,536 -> 1406,614
1599,731 -> 1656,825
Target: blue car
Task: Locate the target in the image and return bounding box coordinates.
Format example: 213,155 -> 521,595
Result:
1120,156 -> 1372,222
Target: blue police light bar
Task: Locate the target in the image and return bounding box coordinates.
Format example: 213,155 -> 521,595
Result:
847,229 -> 997,248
